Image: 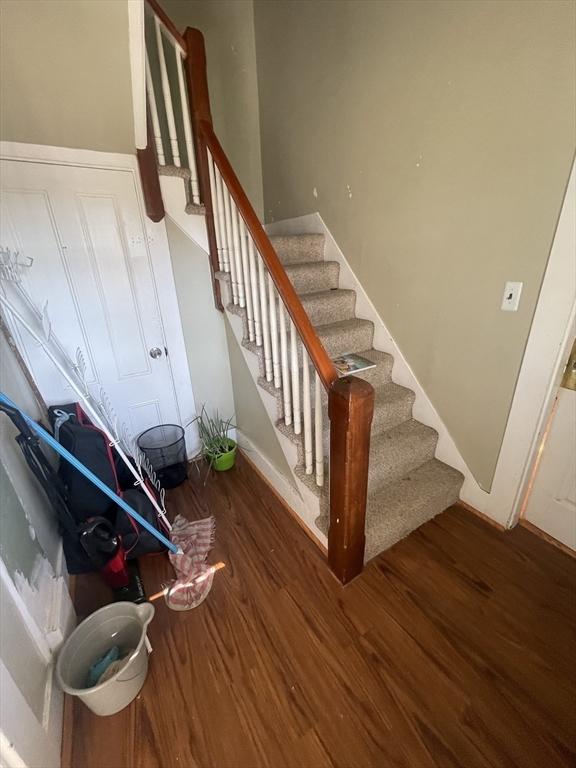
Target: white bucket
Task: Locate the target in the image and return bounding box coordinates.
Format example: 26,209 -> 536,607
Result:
56,601 -> 155,716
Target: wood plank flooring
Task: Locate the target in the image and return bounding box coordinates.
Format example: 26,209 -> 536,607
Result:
67,454 -> 576,768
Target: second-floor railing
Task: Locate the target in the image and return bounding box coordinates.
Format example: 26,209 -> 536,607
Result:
141,1 -> 374,584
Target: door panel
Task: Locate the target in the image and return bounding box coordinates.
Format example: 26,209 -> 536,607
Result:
524,340 -> 576,550
0,160 -> 191,442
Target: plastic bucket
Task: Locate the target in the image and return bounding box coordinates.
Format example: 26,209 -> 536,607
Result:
137,423 -> 187,488
56,602 -> 154,716
211,441 -> 237,472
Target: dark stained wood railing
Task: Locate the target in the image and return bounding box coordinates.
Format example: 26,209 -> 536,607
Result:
136,107 -> 165,223
141,5 -> 374,583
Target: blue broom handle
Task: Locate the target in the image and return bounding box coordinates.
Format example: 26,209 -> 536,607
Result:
0,392 -> 178,554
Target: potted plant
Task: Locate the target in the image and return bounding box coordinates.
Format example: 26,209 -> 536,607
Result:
193,406 -> 237,472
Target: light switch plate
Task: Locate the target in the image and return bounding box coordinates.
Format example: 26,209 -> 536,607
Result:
501,281 -> 523,312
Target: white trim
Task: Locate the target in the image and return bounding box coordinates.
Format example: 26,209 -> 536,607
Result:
127,0 -> 147,150
486,160 -> 576,528
265,213 -> 488,513
0,141 -> 198,457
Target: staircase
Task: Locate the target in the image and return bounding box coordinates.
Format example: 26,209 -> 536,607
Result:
224,233 -> 464,562
140,0 -> 464,581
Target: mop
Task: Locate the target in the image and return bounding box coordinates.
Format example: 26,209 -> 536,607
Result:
0,391 -> 221,611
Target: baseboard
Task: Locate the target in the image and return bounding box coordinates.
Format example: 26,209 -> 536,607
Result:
237,436 -> 328,553
519,519 -> 575,559
458,501 -> 507,532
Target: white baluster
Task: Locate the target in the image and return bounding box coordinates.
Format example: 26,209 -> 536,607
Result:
145,51 -> 165,165
223,188 -> 238,303
302,347 -> 313,474
290,321 -> 301,434
175,48 -> 200,203
268,275 -> 281,388
259,259 -> 273,381
231,205 -> 245,308
315,372 -> 324,486
248,237 -> 262,346
279,302 -> 292,425
239,218 -> 255,341
207,153 -> 223,270
154,17 -> 181,166
214,165 -> 229,273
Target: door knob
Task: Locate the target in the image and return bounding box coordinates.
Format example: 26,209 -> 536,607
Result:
149,347 -> 163,359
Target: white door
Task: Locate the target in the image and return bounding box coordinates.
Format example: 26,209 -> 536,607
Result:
524,336 -> 576,550
0,159 -> 196,449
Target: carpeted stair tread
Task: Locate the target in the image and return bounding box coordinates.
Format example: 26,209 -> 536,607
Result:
158,165 -> 192,179
364,459 -> 464,562
368,419 -> 438,493
299,289 -> 356,325
185,202 -> 206,215
371,382 -> 416,434
270,234 -> 325,265
315,318 -> 374,358
285,261 -> 340,294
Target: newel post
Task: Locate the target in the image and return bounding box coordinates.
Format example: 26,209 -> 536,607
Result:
183,27 -> 223,311
136,107 -> 165,223
328,376 -> 374,584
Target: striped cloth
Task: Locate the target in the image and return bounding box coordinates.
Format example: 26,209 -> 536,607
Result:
166,515 -> 216,610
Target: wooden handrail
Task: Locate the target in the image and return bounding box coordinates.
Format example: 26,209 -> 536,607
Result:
182,27 -> 222,311
145,0 -> 187,54
200,122 -> 339,391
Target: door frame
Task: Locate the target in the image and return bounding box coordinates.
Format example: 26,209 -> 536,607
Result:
484,158 -> 576,529
0,141 -> 199,456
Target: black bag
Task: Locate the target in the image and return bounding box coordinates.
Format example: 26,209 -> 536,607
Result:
49,403 -> 167,561
48,403 -> 118,522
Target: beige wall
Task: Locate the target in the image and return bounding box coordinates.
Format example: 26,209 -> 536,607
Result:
161,0 -> 264,217
165,217 -> 235,420
0,0 -> 134,152
254,0 -> 576,490
224,317 -> 295,484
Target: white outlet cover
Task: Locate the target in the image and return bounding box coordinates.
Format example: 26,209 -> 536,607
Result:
501,281 -> 523,312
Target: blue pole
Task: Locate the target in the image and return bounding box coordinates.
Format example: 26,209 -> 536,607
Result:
0,391 -> 179,555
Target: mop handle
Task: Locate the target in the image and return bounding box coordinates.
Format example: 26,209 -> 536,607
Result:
0,392 -> 179,555
148,562 -> 226,602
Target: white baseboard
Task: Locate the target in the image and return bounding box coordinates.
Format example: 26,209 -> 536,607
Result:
265,213 -> 489,515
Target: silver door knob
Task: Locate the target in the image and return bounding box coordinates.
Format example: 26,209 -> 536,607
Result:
149,347 -> 163,359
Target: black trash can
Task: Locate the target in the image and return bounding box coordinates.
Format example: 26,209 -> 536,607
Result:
137,424 -> 187,489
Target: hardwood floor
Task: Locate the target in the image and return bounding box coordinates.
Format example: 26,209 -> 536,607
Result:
67,454 -> 576,768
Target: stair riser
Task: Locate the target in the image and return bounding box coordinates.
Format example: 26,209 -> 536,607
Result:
317,324 -> 374,358
270,234 -> 325,264
368,430 -> 438,494
299,291 -> 356,326
371,394 -> 414,434
286,263 -> 340,294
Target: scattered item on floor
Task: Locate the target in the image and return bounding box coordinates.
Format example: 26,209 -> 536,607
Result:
192,406 -> 237,475
1,393 -> 221,610
79,517 -> 129,590
113,560 -> 147,604
137,423 -> 188,488
87,646 -> 120,688
0,274 -> 171,531
161,514 -> 218,611
332,352 -> 377,376
149,561 -> 225,605
57,601 -> 155,716
0,392 -> 179,556
50,402 -> 169,560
